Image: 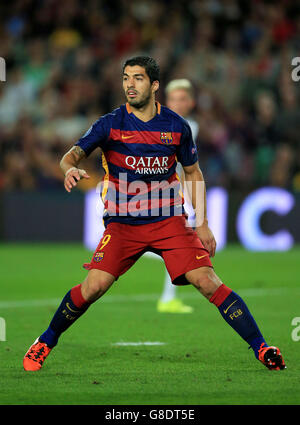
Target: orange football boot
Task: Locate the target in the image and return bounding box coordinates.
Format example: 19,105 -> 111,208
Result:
258,343 -> 286,370
23,338 -> 52,371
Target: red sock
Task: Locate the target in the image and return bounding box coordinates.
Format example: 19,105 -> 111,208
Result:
209,283 -> 232,307
70,284 -> 89,309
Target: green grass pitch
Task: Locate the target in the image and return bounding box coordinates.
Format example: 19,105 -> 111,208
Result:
0,243 -> 299,405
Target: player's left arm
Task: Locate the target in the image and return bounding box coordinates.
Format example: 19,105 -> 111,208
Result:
183,162 -> 216,257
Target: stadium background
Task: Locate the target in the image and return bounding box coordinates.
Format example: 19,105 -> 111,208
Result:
1,0 -> 300,246
0,0 -> 300,406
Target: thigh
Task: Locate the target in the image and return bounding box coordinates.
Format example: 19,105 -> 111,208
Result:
162,246 -> 213,285
151,216 -> 213,285
83,222 -> 147,279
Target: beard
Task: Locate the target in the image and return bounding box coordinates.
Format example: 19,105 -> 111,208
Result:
127,90 -> 152,109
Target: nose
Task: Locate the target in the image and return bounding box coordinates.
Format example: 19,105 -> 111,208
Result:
126,77 -> 136,88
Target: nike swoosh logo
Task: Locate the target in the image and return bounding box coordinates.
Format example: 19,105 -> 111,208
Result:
196,254 -> 209,260
122,135 -> 134,139
66,303 -> 79,313
223,300 -> 237,314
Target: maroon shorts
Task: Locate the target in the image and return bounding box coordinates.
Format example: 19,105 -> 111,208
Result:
83,216 -> 213,285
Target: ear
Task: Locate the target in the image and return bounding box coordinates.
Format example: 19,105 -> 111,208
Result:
152,80 -> 159,94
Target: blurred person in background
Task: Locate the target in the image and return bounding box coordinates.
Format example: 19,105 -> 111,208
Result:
157,78 -> 198,314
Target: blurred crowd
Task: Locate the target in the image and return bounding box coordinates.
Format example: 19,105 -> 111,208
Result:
1,0 -> 300,193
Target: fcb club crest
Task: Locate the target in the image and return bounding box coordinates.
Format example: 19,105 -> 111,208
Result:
94,252 -> 104,262
160,132 -> 173,144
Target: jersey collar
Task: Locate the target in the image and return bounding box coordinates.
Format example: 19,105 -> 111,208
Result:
125,101 -> 161,116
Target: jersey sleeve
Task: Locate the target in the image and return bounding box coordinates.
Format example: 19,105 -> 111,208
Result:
176,120 -> 198,166
74,116 -> 110,157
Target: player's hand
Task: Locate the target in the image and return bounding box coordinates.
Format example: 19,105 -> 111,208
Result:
64,167 -> 90,192
195,222 -> 216,258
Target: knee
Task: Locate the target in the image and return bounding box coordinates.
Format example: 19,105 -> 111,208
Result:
190,269 -> 222,299
81,270 -> 115,302
84,280 -> 106,302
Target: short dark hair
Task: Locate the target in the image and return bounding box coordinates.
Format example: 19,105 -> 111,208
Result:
122,56 -> 160,83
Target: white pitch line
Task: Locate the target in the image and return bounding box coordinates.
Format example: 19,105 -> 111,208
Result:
0,298 -> 62,309
0,287 -> 293,310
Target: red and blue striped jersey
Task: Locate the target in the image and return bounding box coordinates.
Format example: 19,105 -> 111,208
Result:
75,102 -> 198,226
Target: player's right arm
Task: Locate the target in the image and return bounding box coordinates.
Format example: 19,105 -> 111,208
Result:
60,114 -> 111,192
60,146 -> 90,193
